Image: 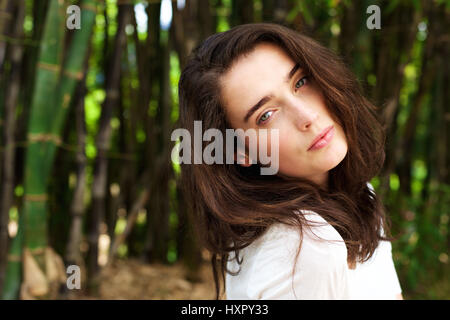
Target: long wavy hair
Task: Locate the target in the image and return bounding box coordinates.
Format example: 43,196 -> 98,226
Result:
177,23 -> 390,299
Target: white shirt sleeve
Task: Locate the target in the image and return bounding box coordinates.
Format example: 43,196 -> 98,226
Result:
351,221 -> 402,299
375,240 -> 403,296
348,238 -> 402,299
245,213 -> 351,300
362,181 -> 402,298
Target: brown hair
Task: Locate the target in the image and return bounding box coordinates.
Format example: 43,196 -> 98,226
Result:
177,23 -> 390,299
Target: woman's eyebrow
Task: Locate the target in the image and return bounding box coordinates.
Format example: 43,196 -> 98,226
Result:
243,63 -> 301,123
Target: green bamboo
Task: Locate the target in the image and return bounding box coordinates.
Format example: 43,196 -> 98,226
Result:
4,0 -> 97,299
51,0 -> 97,135
2,0 -> 65,299
53,0 -> 96,267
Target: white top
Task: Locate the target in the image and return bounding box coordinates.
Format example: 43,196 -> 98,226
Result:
225,210 -> 402,300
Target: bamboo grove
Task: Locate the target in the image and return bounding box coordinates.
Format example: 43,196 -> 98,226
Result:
0,0 -> 448,299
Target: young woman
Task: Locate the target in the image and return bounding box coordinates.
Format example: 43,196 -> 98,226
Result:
177,23 -> 403,300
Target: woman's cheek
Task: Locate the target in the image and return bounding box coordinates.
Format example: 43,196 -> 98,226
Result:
278,140 -> 297,171
255,128 -> 275,156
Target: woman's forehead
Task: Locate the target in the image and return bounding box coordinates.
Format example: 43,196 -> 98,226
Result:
229,43 -> 293,71
223,47 -> 294,91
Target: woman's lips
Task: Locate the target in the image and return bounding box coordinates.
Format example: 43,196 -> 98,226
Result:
308,126 -> 334,151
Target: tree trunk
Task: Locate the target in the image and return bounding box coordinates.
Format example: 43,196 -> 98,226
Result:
108,185 -> 151,264
141,0 -> 160,263
230,0 -> 254,26
372,3 -> 421,201
0,0 -> 14,71
171,0 -> 216,276
176,183 -> 203,281
0,0 -> 25,296
145,27 -> 173,263
64,81 -> 88,268
262,0 -> 291,25
87,2 -> 131,293
398,10 -> 437,197
119,37 -> 139,257
172,0 -> 215,69
338,1 -> 363,65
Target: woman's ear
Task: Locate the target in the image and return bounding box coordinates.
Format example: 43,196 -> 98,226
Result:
234,151 -> 253,167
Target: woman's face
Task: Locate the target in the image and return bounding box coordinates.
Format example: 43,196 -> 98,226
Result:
220,42 -> 348,188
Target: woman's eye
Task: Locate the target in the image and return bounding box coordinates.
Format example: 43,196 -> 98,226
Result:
295,76 -> 308,89
257,111 -> 273,124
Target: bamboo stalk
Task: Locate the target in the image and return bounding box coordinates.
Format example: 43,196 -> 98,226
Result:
64,82 -> 87,268
3,0 -> 65,300
44,0 -> 96,296
108,187 -> 151,264
22,0 -> 64,251
4,0 -> 96,299
0,0 -> 25,295
171,0 -> 214,276
50,0 -> 96,137
144,26 -> 174,263
87,2 -> 131,293
0,0 -> 13,71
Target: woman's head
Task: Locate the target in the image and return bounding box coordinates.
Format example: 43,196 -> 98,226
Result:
220,42 -> 348,187
178,23 -> 387,299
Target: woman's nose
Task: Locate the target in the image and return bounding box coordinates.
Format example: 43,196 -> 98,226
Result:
289,100 -> 319,131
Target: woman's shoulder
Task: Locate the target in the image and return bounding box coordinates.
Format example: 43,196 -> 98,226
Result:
239,210 -> 350,299
261,210 -> 345,244
251,210 -> 348,266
